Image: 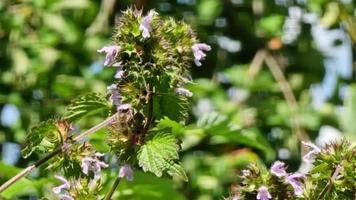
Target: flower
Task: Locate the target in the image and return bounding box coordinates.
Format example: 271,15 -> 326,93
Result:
97,45 -> 120,66
175,87 -> 193,97
256,186 -> 272,200
107,84 -> 121,107
192,43 -> 211,66
302,141 -> 321,163
285,172 -> 304,197
139,10 -> 158,38
270,160 -> 287,177
118,103 -> 131,111
119,164 -> 134,181
81,153 -> 109,180
115,70 -> 124,79
52,175 -> 70,194
59,194 -> 74,200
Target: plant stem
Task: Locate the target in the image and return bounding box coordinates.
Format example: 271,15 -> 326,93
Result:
248,49 -> 267,79
143,84 -> 153,135
264,53 -> 309,143
0,113 -> 118,193
317,163 -> 343,199
104,175 -> 122,200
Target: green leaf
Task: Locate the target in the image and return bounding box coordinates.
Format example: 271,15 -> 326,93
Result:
118,171 -> 187,200
21,119 -> 59,158
157,117 -> 185,136
137,129 -> 188,181
154,93 -> 189,123
64,93 -> 111,122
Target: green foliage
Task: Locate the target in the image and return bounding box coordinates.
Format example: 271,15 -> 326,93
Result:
64,93 -> 111,122
154,94 -> 189,123
340,84 -> 356,140
137,129 -> 188,181
0,162 -> 37,198
21,119 -> 60,158
118,171 -> 187,200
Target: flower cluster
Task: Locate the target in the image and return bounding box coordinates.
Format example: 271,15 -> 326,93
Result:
30,7 -> 213,199
81,152 -> 109,180
96,8 -> 211,170
226,140 -> 355,200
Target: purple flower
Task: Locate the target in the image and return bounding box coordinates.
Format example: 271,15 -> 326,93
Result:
139,10 -> 158,39
302,141 -> 321,163
81,153 -> 109,180
175,87 -> 193,97
119,164 -> 134,181
192,43 -> 211,66
285,172 -> 304,197
270,160 -> 287,177
107,84 -> 121,107
115,70 -> 125,79
52,175 -> 70,194
256,186 -> 272,200
118,103 -> 131,111
59,194 -> 74,200
97,45 -> 120,66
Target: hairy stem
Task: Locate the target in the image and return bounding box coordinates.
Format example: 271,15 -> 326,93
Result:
317,163 -> 343,199
0,113 -> 118,193
143,84 -> 153,135
104,175 -> 122,200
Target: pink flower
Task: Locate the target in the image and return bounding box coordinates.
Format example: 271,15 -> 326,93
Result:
115,70 -> 125,79
118,103 -> 131,111
270,160 -> 287,177
175,87 -> 193,97
107,84 -> 121,107
81,153 -> 109,180
302,141 -> 321,163
52,175 -> 70,194
97,45 -> 120,66
119,164 -> 134,181
139,10 -> 158,38
285,172 -> 304,197
192,43 -> 211,66
256,186 -> 272,200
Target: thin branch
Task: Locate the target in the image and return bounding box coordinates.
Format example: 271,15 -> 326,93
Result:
317,163 -> 343,199
248,49 -> 267,80
0,113 -> 118,193
104,175 -> 122,200
264,52 -> 309,144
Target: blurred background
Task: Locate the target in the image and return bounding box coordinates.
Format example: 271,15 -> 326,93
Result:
0,0 -> 356,199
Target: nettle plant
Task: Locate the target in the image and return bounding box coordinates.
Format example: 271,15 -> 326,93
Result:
0,8 -> 211,199
226,140 -> 356,200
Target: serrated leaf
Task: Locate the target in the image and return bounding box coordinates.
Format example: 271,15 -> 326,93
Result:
137,129 -> 188,181
21,120 -> 59,158
64,93 -> 111,122
167,162 -> 188,181
157,117 -> 185,136
154,93 -> 189,123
